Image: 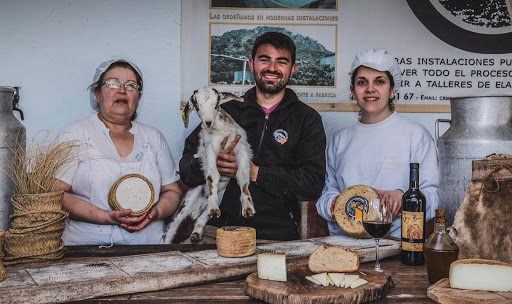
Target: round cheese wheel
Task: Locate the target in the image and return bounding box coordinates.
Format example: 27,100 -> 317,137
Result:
108,174 -> 155,217
334,185 -> 379,239
216,226 -> 256,258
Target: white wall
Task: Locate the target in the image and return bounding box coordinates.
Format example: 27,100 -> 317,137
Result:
0,0 -> 450,164
0,0 -> 187,159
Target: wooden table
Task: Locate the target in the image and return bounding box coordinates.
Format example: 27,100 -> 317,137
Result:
61,245 -> 434,304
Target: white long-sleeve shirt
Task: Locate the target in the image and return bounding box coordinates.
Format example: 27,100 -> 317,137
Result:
316,112 -> 440,238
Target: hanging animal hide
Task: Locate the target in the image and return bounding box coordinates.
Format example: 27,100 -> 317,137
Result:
452,157 -> 512,264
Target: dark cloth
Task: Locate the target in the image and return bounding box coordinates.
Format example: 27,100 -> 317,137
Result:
179,87 -> 326,240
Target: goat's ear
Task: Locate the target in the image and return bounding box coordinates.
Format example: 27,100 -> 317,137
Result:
219,92 -> 244,102
182,95 -> 195,128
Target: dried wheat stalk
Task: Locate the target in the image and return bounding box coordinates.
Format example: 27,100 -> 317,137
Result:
8,131 -> 84,194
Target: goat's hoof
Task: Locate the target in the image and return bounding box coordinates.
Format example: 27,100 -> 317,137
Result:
191,232 -> 202,243
242,208 -> 255,218
208,209 -> 221,219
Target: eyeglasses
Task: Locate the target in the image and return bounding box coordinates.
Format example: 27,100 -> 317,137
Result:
102,80 -> 140,91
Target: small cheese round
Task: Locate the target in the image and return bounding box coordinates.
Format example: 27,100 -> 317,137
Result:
216,226 -> 256,258
109,174 -> 155,217
334,185 -> 379,239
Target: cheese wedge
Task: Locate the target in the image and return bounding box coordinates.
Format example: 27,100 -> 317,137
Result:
350,278 -> 368,288
328,273 -> 345,287
326,274 -> 335,286
344,275 -> 360,287
450,259 -> 512,292
305,275 -> 320,285
257,253 -> 287,282
311,272 -> 329,287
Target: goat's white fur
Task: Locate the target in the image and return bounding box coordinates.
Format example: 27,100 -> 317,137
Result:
163,88 -> 254,243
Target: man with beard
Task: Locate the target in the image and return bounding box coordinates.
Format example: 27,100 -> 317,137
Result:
179,32 -> 326,241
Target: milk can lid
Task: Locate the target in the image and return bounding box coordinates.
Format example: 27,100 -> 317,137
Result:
0,86 -> 16,92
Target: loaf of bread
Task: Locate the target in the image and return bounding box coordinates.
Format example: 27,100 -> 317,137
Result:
308,244 -> 359,273
450,259 -> 512,292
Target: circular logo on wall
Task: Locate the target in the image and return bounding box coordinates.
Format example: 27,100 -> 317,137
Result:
407,0 -> 512,53
273,129 -> 288,145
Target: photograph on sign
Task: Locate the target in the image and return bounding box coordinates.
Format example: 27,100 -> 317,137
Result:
209,23 -> 336,88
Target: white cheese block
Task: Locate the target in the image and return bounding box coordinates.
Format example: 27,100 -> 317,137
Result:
328,273 -> 345,287
350,278 -> 368,288
311,272 -> 329,287
450,259 -> 512,292
257,253 -> 287,282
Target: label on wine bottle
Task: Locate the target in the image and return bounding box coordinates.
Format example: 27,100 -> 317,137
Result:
401,211 -> 424,251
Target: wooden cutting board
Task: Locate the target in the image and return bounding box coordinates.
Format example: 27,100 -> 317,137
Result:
244,265 -> 394,304
427,278 -> 512,304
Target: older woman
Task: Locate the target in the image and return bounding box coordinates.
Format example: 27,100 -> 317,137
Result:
57,59 -> 183,245
316,49 -> 439,238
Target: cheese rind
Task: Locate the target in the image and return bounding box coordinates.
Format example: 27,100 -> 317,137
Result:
216,227 -> 256,257
450,259 -> 512,292
257,253 -> 287,282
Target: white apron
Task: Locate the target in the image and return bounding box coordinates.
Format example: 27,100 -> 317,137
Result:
62,123 -> 164,245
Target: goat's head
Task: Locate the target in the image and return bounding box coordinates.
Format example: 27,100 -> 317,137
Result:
182,87 -> 243,129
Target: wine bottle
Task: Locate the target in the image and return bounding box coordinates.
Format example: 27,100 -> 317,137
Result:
400,163 -> 426,266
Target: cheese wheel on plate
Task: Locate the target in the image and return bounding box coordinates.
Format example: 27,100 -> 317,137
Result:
334,185 -> 379,239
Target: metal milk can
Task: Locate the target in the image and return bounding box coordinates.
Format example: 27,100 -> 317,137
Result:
436,96 -> 512,225
0,86 -> 25,231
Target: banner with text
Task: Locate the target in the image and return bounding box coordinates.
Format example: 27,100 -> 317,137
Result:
181,0 -> 512,109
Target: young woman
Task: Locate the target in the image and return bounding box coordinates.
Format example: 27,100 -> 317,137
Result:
316,49 -> 439,238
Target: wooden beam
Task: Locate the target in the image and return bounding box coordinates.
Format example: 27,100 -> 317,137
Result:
180,101 -> 450,113
306,103 -> 451,113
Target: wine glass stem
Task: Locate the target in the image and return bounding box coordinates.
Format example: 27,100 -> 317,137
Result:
375,238 -> 381,271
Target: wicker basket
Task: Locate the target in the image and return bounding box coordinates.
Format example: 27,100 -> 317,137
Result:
4,191 -> 68,266
11,191 -> 64,214
9,211 -> 67,233
108,174 -> 155,217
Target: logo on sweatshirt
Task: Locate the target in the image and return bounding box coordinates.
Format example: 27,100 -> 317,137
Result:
273,129 -> 288,145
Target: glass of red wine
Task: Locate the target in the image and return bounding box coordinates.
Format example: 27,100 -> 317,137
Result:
362,198 -> 392,272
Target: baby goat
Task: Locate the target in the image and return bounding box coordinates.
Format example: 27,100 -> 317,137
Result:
163,88 -> 255,243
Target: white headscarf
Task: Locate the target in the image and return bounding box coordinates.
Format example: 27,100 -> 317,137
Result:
89,59 -> 143,111
348,49 -> 402,92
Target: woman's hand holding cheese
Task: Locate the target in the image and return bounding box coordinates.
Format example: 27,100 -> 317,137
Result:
376,189 -> 403,220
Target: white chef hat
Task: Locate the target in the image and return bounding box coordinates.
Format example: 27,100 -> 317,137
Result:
348,49 -> 401,92
89,59 -> 143,112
